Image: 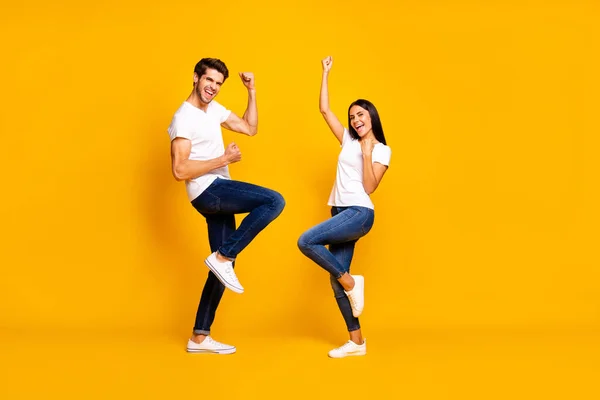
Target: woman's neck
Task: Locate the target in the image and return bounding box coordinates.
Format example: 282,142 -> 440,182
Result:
359,131 -> 377,143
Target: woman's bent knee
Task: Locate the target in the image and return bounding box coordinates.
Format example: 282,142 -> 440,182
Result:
297,233 -> 309,252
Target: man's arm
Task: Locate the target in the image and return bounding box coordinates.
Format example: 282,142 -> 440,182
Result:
171,138 -> 241,181
221,72 -> 258,136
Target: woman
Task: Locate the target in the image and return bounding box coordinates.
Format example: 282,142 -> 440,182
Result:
298,56 -> 392,358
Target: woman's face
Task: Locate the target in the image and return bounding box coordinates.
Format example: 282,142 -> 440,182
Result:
349,105 -> 372,137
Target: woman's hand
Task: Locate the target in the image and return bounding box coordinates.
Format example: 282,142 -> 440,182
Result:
322,56 -> 333,73
360,138 -> 375,156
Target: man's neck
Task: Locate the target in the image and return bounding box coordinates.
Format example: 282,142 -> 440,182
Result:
186,91 -> 209,112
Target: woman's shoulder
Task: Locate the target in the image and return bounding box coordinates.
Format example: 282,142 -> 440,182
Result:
375,141 -> 391,150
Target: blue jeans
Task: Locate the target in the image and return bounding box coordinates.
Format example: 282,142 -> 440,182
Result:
190,178 -> 285,335
297,206 -> 375,332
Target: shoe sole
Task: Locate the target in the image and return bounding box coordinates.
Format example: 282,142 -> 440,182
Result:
328,350 -> 367,359
204,258 -> 244,294
187,348 -> 237,355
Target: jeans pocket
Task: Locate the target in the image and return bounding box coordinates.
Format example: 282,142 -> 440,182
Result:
360,211 -> 375,235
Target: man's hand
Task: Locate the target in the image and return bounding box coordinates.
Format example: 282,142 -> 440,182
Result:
322,56 -> 333,73
239,72 -> 255,90
360,138 -> 375,156
224,142 -> 242,164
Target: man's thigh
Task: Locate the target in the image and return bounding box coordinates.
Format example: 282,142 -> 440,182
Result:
206,179 -> 281,214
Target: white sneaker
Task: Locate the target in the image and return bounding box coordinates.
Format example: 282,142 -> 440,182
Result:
204,252 -> 244,294
344,275 -> 364,317
328,339 -> 367,358
186,336 -> 236,354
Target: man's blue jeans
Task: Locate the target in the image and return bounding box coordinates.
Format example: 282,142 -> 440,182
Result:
190,178 -> 285,335
298,206 -> 375,332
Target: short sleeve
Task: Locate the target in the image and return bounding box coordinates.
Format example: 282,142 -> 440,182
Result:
372,145 -> 391,166
220,108 -> 232,123
167,115 -> 192,141
212,101 -> 232,123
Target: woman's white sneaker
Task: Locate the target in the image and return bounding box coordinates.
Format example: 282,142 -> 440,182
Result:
344,275 -> 364,317
204,252 -> 244,294
328,339 -> 367,358
186,336 -> 236,354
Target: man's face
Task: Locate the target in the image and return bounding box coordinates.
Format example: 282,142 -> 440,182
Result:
194,68 -> 225,104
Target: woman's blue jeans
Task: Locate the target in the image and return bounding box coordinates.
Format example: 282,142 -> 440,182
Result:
298,206 -> 375,332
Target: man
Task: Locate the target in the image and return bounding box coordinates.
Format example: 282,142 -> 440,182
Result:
168,58 -> 285,354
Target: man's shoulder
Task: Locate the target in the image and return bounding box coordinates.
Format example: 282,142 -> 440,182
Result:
173,101 -> 194,116
208,100 -> 227,112
168,103 -> 195,133
172,102 -> 201,123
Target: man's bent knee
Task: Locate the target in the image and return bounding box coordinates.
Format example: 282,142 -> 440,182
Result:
271,191 -> 286,214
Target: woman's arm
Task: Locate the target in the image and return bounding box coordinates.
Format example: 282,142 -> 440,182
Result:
360,139 -> 388,194
320,56 -> 345,144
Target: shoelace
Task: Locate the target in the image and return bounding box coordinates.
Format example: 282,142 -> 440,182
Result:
206,337 -> 224,348
346,291 -> 357,306
224,267 -> 240,283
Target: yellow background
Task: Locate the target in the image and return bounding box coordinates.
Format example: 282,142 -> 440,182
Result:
1,0 -> 599,398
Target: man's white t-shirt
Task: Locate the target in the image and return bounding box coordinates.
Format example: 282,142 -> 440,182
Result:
167,101 -> 232,201
328,129 -> 392,210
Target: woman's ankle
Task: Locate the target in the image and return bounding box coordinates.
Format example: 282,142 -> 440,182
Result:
338,273 -> 355,291
349,330 -> 363,345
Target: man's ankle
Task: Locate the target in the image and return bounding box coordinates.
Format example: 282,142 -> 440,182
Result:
215,252 -> 232,263
191,334 -> 207,344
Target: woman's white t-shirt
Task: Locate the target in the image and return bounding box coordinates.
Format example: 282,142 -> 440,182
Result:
327,129 -> 392,210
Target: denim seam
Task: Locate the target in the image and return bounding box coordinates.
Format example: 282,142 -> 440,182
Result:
200,279 -> 217,331
217,187 -> 281,258
301,209 -> 364,277
193,190 -> 221,213
206,191 -> 221,211
202,219 -> 232,330
360,211 -> 375,235
306,209 -> 361,245
214,185 -> 277,201
330,241 -> 352,278
200,269 -> 225,331
308,247 -> 345,279
340,243 -> 349,274
219,204 -> 272,258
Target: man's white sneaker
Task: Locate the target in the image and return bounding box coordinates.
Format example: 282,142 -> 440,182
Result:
344,275 -> 364,317
204,252 -> 244,294
328,339 -> 367,358
186,336 -> 236,354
